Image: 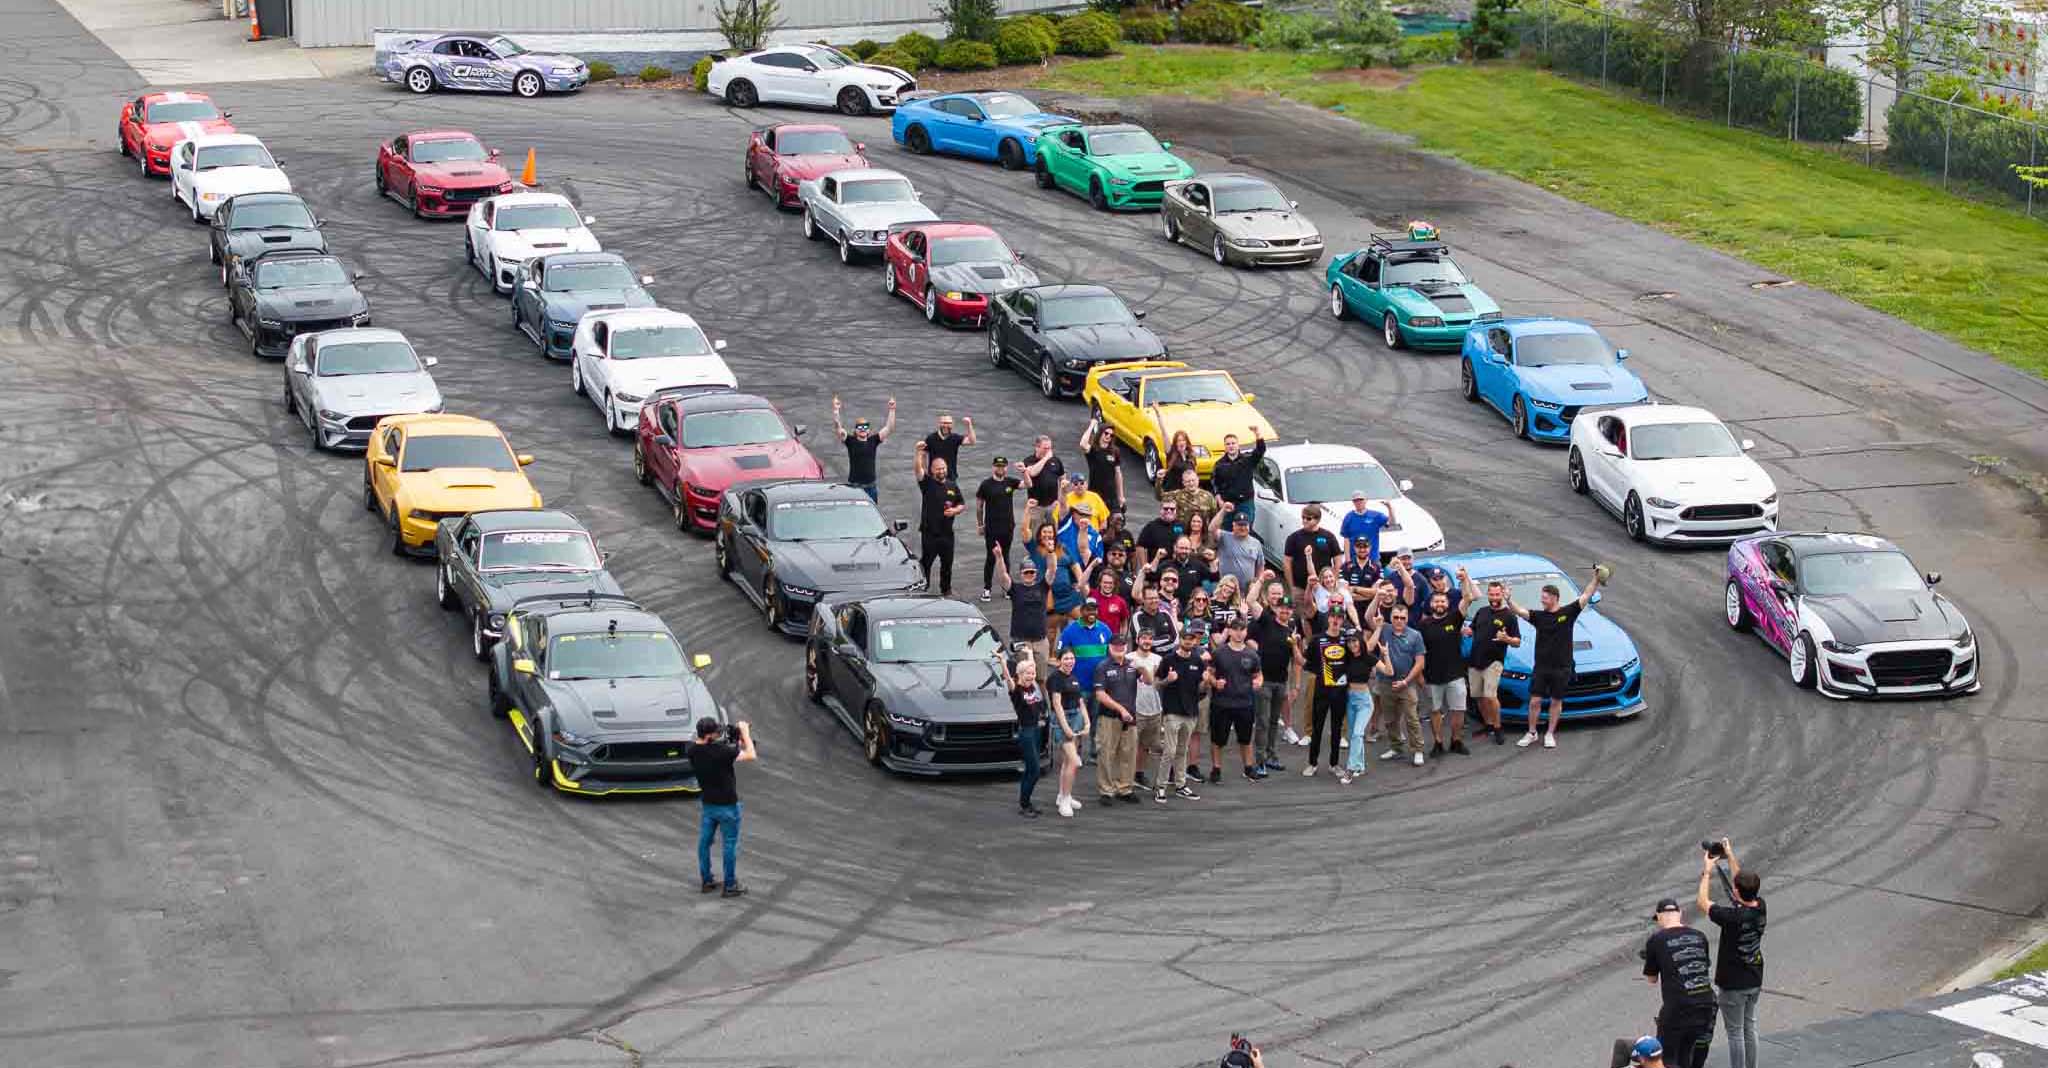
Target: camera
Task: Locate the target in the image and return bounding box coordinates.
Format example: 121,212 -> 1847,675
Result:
725,722 -> 747,745
1702,839 -> 1726,859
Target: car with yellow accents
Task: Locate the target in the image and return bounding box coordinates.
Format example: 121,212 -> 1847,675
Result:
1080,360 -> 1277,485
363,413 -> 541,556
485,594 -> 724,795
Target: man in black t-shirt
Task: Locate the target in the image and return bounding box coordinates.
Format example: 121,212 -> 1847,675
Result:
1415,591 -> 1468,755
1697,841 -> 1767,1068
994,545 -> 1050,664
914,445 -> 966,598
1151,627 -> 1207,801
831,394 -> 895,503
1459,570 -> 1520,744
1136,500 -> 1184,570
1131,584 -> 1178,646
1303,610 -> 1350,774
1248,599 -> 1301,773
687,718 -> 757,897
1507,567 -> 1604,751
1282,505 -> 1341,599
1207,429 -> 1266,524
1151,537 -> 1218,609
1092,633 -> 1143,805
1644,898 -> 1718,1068
975,455 -> 1022,602
1205,616 -> 1264,783
1020,434 -> 1064,537
921,412 -> 975,472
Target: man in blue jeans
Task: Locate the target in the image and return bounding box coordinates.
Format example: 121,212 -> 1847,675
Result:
1699,839 -> 1767,1068
687,717 -> 757,898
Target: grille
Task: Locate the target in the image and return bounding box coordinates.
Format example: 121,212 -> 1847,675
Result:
1268,238 -> 1301,247
1867,649 -> 1953,687
1681,503 -> 1765,521
345,414 -> 385,431
1134,180 -> 1165,194
531,241 -> 567,250
830,562 -> 880,572
933,722 -> 1015,745
1566,669 -> 1624,696
443,187 -> 490,203
287,317 -> 352,335
596,741 -> 690,762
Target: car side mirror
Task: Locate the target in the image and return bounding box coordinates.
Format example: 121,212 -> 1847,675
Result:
1016,315 -> 1035,328
1397,478 -> 1414,492
222,110 -> 234,118
1924,570 -> 1942,586
1013,251 -> 1025,261
1768,577 -> 1791,595
640,275 -> 655,285
855,142 -> 866,152
488,148 -> 501,161
1615,348 -> 1631,361
1161,140 -> 1174,149
424,356 -> 439,367
512,658 -> 537,675
1740,438 -> 1754,451
692,653 -> 713,669
375,456 -> 396,468
522,278 -> 539,290
582,214 -> 597,225
1133,309 -> 1147,320
713,339 -> 728,351
654,433 -> 675,449
1289,199 -> 1300,209
892,519 -> 910,533
312,216 -> 324,226
1242,392 -> 1258,404
516,453 -> 535,466
792,423 -> 808,437
599,550 -> 610,564
290,359 -> 309,374
353,269 -> 365,280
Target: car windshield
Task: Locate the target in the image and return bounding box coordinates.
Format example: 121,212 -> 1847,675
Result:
400,434 -> 516,472
872,618 -> 999,663
1382,255 -> 1468,286
779,130 -> 855,155
547,631 -> 687,681
486,36 -> 528,57
840,178 -> 914,204
495,203 -> 581,230
931,236 -> 1011,266
196,144 -> 274,170
681,410 -> 787,448
1087,130 -> 1163,155
770,499 -> 887,540
811,48 -> 855,69
978,93 -> 1036,118
544,262 -> 634,291
1038,293 -> 1134,328
1145,374 -> 1241,406
1469,571 -> 1580,615
254,258 -> 347,289
611,325 -> 712,359
1631,422 -> 1742,460
147,100 -> 219,123
1515,331 -> 1614,367
229,201 -> 314,230
412,138 -> 487,163
316,341 -> 418,376
480,530 -> 600,572
1213,182 -> 1290,213
1286,463 -> 1399,504
1800,550 -> 1925,596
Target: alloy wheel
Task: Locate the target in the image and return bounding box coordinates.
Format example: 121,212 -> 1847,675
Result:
1040,358 -> 1056,399
1567,449 -> 1587,495
406,67 -> 433,93
1328,285 -> 1346,319
514,72 -> 542,98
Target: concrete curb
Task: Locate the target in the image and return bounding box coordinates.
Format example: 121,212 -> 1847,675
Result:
1946,922 -> 2048,992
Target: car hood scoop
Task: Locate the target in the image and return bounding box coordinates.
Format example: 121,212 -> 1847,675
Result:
732,454 -> 775,470
552,676 -> 697,726
972,265 -> 1010,280
1805,592 -> 1958,644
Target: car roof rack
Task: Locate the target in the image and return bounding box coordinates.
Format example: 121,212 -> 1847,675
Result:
1368,234 -> 1449,256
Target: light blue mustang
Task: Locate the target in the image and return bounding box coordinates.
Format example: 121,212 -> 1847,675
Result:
891,91 -> 1076,170
1458,317 -> 1648,442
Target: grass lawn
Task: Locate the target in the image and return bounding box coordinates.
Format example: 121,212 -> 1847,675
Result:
1997,938 -> 2048,980
1038,50 -> 2048,379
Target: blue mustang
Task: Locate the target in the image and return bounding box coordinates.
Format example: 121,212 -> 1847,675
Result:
1458,317 -> 1648,442
891,91 -> 1076,170
1429,551 -> 1646,723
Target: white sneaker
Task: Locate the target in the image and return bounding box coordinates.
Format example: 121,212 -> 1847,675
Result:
1412,751 -> 1425,767
1543,733 -> 1558,749
1517,731 -> 1538,748
1303,764 -> 1317,777
1338,771 -> 1354,785
1057,796 -> 1075,817
1379,748 -> 1399,761
1283,727 -> 1303,744
1293,734 -> 1309,747
979,587 -> 993,602
1339,736 -> 1349,748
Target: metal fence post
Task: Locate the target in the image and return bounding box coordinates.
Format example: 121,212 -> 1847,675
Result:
1865,77 -> 1874,166
1600,9 -> 1610,87
1727,46 -> 1736,126
1661,55 -> 1668,107
1793,62 -> 1802,141
2029,123 -> 2039,217
1942,98 -> 1954,190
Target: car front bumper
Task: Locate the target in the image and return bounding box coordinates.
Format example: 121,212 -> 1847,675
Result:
1643,502 -> 1778,544
1817,638 -> 1979,699
934,292 -> 990,328
1497,664 -> 1646,721
1103,181 -> 1171,209
144,147 -> 171,175
544,70 -> 591,92
541,324 -> 576,360
878,730 -> 1025,777
1227,241 -> 1325,267
1398,320 -> 1481,352
677,483 -> 722,530
414,185 -> 507,218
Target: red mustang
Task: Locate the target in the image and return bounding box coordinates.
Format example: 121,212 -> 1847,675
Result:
118,91 -> 235,177
635,390 -> 822,532
745,123 -> 868,209
375,130 -> 515,218
882,223 -> 1041,328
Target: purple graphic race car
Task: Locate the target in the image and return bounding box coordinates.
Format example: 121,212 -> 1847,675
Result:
382,34 -> 589,99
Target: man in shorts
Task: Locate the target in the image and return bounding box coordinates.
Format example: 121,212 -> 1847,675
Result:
1460,570 -> 1518,743
1415,590 -> 1469,755
1507,567 -> 1605,750
1205,614 -> 1264,784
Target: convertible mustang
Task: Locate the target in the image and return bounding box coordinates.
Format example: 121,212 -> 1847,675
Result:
1569,404 -> 1777,543
118,90 -> 234,177
486,594 -> 722,796
1327,223 -> 1501,350
1460,317 -> 1649,442
892,90 -> 1075,170
708,43 -> 915,116
465,192 -> 600,294
208,192 -> 325,285
228,250 -> 370,358
573,308 -> 734,435
800,168 -> 937,263
988,284 -> 1166,398
375,129 -> 515,218
282,327 -> 441,451
1248,442 -> 1444,569
637,392 -> 822,532
1432,550 -> 1647,722
806,594 -> 1020,775
882,222 -> 1038,328
1725,532 -> 1977,699
363,413 -> 541,556
745,123 -> 869,208
1081,361 -> 1275,484
715,479 -> 923,635
435,509 -> 623,660
170,134 -> 290,223
1160,174 -> 1324,267
382,32 -> 589,98
1033,122 -> 1194,211
510,252 -> 655,359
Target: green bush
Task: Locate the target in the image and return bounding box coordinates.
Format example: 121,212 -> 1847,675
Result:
893,31 -> 942,66
1178,0 -> 1259,44
1888,77 -> 2043,201
690,56 -> 713,90
1461,0 -> 1516,60
848,39 -> 882,59
938,0 -> 1002,42
639,64 -> 673,83
994,18 -> 1057,63
935,38 -> 1000,70
1251,11 -> 1322,50
1332,0 -> 1400,48
1086,0 -> 1132,11
1057,11 -> 1121,55
1398,30 -> 1459,65
1120,8 -> 1172,44
587,60 -> 616,82
867,46 -> 923,73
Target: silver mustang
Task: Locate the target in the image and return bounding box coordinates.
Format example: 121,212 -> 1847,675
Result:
283,328 -> 442,451
798,168 -> 938,263
1160,173 -> 1324,268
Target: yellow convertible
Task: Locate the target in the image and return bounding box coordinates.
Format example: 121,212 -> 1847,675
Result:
1082,360 -> 1276,485
365,413 -> 541,556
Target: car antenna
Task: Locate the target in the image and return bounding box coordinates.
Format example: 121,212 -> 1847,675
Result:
608,617 -> 617,636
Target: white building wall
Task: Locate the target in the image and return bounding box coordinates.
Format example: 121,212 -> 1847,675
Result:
296,0 -> 1071,47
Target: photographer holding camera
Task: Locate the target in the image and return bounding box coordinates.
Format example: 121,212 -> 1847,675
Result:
1642,895 -> 1716,1068
1698,838 -> 1767,1068
688,717 -> 756,898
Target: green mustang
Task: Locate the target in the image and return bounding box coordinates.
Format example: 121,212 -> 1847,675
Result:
1032,122 -> 1195,210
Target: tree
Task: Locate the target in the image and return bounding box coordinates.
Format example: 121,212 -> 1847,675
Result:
937,0 -> 1002,42
715,0 -> 784,53
1332,0 -> 1401,48
2015,165 -> 2048,189
1463,0 -> 1520,58
1826,0 -> 1989,91
1633,0 -> 1825,46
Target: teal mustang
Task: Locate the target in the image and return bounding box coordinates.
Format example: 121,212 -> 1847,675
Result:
1325,223 -> 1500,351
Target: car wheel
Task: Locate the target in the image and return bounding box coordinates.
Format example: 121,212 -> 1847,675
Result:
190,198 -> 203,225
464,229 -> 475,266
209,240 -> 220,265
485,667 -> 506,716
714,533 -> 731,576
1382,312 -> 1404,350
473,610 -> 491,662
923,286 -> 939,325
762,573 -> 782,631
570,359 -> 585,396
1623,493 -> 1646,542
1212,235 -> 1231,266
411,189 -> 426,220
988,328 -> 1004,368
389,510 -> 407,557
138,147 -> 149,177
375,167 -> 387,195
603,392 -> 619,435
744,156 -> 759,189
905,125 -> 931,155
1511,396 -> 1530,440
837,231 -> 853,265
1162,210 -> 1179,243
1034,158 -> 1054,190
998,138 -> 1024,171
674,483 -> 691,531
802,209 -> 819,240
218,257 -> 229,287
1088,180 -> 1109,211
437,563 -> 458,610
726,79 -> 757,107
532,733 -> 550,787
805,645 -> 825,705
863,703 -> 886,766
119,130 -> 131,157
404,67 -> 434,94
1725,581 -> 1753,632
513,71 -> 543,99
1789,632 -> 1817,689
1143,440 -> 1162,486
838,86 -> 869,116
882,261 -> 898,296
306,413 -> 321,452
362,478 -> 376,513
283,382 -> 297,414
1567,448 -> 1588,495
1328,284 -> 1347,320
1460,358 -> 1478,402
249,322 -> 262,358
632,440 -> 651,485
1039,357 -> 1059,399
488,254 -> 501,292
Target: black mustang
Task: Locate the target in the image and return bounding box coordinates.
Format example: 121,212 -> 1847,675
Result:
714,478 -> 923,636
209,191 -> 326,287
228,249 -> 369,358
434,508 -> 623,660
987,283 -> 1167,399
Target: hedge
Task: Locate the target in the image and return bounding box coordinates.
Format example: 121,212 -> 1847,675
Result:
1178,0 -> 1260,44
848,39 -> 882,59
639,64 -> 673,83
690,56 -> 712,90
1887,89 -> 2044,201
995,16 -> 1057,63
587,60 -> 616,82
1120,9 -> 1172,44
936,39 -> 999,70
893,31 -> 942,66
1399,30 -> 1460,65
1251,12 -> 1319,50
867,46 -> 923,73
1057,11 -> 1122,55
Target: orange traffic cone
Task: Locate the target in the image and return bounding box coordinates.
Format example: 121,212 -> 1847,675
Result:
519,148 -> 538,188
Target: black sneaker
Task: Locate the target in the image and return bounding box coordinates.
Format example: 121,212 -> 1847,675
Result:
721,884 -> 748,898
700,881 -> 719,894
1020,804 -> 1041,818
1134,770 -> 1150,787
1098,794 -> 1115,808
1186,763 -> 1201,782
1494,729 -> 1506,746
1120,792 -> 1141,804
1243,767 -> 1262,783
1451,740 -> 1471,755
1431,742 -> 1446,756
1176,784 -> 1201,800
1207,767 -> 1223,784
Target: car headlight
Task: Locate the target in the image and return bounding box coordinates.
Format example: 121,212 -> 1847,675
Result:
1955,630 -> 1975,650
1409,316 -> 1444,328
416,185 -> 441,195
886,710 -> 927,731
1232,238 -> 1271,248
487,612 -> 505,630
1821,639 -> 1860,654
614,391 -> 643,404
943,291 -> 964,301
200,192 -> 221,201
1762,493 -> 1778,506
317,409 -> 346,423
257,318 -> 283,328
552,727 -> 593,748
1644,497 -> 1679,509
547,318 -> 575,330
1108,177 -> 1131,187
497,181 -> 516,193
1303,235 -> 1324,245
780,580 -> 821,599
1528,398 -> 1563,411
1061,358 -> 1087,370
1193,445 -> 1210,458
407,509 -> 439,521
1477,311 -> 1503,322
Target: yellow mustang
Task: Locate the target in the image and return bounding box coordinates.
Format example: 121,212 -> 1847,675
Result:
364,413 -> 541,555
1081,361 -> 1276,485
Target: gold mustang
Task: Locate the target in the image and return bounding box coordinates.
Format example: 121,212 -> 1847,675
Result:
365,413 -> 541,555
1081,360 -> 1276,485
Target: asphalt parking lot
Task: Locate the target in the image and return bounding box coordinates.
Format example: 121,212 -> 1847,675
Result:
4,5 -> 2048,1066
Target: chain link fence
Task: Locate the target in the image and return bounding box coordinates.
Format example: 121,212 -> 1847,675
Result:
1509,0 -> 2045,215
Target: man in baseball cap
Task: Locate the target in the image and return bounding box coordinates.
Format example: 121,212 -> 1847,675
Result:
1643,897 -> 1717,1068
1629,1036 -> 1664,1067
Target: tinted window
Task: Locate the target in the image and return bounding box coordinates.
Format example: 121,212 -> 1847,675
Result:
486,35 -> 528,57
1285,463 -> 1399,504
412,138 -> 487,163
1630,422 -> 1742,460
1515,331 -> 1613,367
479,530 -> 600,571
494,203 -> 581,230
544,262 -> 635,291
777,130 -> 855,155
872,618 -> 999,663
680,409 -> 788,448
400,434 -> 517,472
195,144 -> 274,170
316,341 -> 418,376
547,631 -> 688,681
228,201 -> 315,230
769,499 -> 887,540
930,236 -> 1012,266
1799,551 -> 1924,596
1212,182 -> 1290,213
254,258 -> 348,288
610,324 -> 713,359
1380,255 -> 1467,286
1087,130 -> 1164,155
979,93 -> 1034,118
839,178 -> 915,204
1037,293 -> 1135,328
146,100 -> 220,122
